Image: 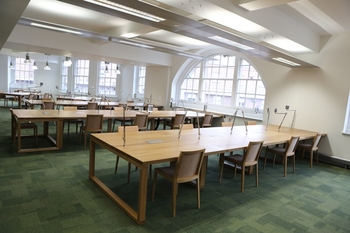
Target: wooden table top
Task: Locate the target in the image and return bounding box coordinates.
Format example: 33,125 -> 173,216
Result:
91,124 -> 320,165
12,109 -> 208,120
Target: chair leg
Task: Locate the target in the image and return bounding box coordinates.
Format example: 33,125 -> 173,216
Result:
284,156 -> 287,177
127,163 -> 131,183
172,183 -> 178,217
241,165 -> 245,192
233,164 -> 237,178
218,156 -> 225,183
84,132 -> 86,149
255,164 -> 258,188
114,156 -> 120,174
34,127 -> 38,145
310,150 -> 313,168
263,148 -> 268,169
292,155 -> 295,173
197,178 -> 201,209
151,171 -> 158,201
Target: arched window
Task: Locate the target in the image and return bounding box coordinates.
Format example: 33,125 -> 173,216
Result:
178,54 -> 265,118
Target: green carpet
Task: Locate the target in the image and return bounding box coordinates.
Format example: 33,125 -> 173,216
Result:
0,107 -> 350,232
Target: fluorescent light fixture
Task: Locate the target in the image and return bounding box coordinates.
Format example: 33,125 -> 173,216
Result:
84,0 -> 165,22
44,61 -> 51,70
24,53 -> 31,63
208,36 -> 254,50
272,57 -> 301,67
33,62 -> 38,70
31,22 -> 83,35
121,33 -> 139,38
119,40 -> 154,49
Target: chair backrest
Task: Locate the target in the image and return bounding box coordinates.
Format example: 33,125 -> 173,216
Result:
202,114 -> 213,127
221,121 -> 232,127
172,113 -> 186,128
113,107 -> 124,111
243,141 -> 264,165
85,114 -> 103,131
181,124 -> 194,130
43,101 -> 55,109
117,125 -> 139,132
174,149 -> 206,183
312,133 -> 323,150
245,121 -> 257,126
286,136 -> 300,156
133,114 -> 149,129
87,102 -> 98,110
43,93 -> 52,98
63,106 -> 78,111
28,93 -> 36,100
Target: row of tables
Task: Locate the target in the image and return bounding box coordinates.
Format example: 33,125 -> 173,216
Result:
24,99 -> 163,110
11,109 -> 208,153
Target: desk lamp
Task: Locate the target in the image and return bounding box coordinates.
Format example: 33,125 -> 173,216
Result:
230,109 -> 248,135
266,108 -> 270,131
285,105 -> 296,128
274,108 -> 288,132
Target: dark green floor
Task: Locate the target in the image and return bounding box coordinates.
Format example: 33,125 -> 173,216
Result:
1,106 -> 350,232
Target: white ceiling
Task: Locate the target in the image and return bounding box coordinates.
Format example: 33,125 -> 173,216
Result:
1,0 -> 350,67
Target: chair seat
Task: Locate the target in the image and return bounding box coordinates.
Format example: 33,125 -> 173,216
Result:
267,147 -> 286,154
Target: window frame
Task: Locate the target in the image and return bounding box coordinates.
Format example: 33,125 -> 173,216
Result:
176,53 -> 265,119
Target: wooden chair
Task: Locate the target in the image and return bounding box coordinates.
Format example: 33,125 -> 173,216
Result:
219,141 -> 264,192
297,133 -> 323,168
263,136 -> 300,177
201,114 -> 213,127
87,102 -> 98,110
62,106 -> 84,138
112,107 -> 133,130
133,114 -> 149,131
115,126 -> 139,183
163,113 -> 186,129
79,114 -> 103,149
42,101 -> 55,110
152,148 -> 206,217
181,124 -> 194,130
10,108 -> 38,145
221,121 -> 232,127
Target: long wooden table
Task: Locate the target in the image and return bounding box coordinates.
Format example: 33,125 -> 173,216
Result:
11,109 -> 208,153
89,124 -> 321,225
1,92 -> 30,108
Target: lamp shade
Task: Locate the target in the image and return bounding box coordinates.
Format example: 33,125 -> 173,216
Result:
33,62 -> 38,70
24,53 -> 31,63
44,61 -> 51,70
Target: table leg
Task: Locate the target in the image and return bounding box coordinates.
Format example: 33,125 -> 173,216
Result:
17,120 -> 22,152
137,165 -> 148,224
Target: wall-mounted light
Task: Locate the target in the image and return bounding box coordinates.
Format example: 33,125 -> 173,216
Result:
33,62 -> 38,70
24,53 -> 31,63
